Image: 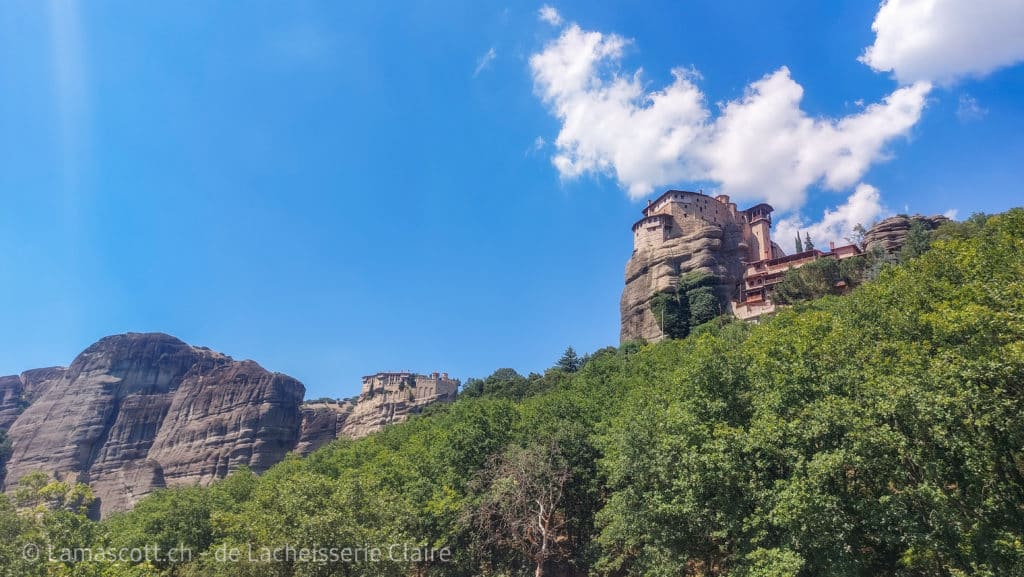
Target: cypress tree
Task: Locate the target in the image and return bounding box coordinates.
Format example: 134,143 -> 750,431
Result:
804,232 -> 815,251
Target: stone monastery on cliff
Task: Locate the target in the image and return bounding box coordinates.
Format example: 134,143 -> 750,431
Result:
621,190 -> 863,342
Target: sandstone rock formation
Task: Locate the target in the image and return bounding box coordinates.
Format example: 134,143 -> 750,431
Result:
621,191 -> 954,338
292,373 -> 460,453
0,333 -> 304,516
339,372 -> 459,439
0,334 -> 461,516
864,214 -> 950,255
0,367 -> 65,431
294,399 -> 357,455
621,220 -> 751,343
621,191 -> 790,341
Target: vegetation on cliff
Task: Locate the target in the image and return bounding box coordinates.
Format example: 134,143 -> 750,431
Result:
1,208 -> 1022,576
649,271 -> 723,339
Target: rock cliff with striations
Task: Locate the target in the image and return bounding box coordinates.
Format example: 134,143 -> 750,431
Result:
0,333 -> 460,516
340,372 -> 459,439
0,333 -> 304,516
621,219 -> 749,342
294,399 -> 357,455
863,214 -> 950,255
620,191 -> 783,342
293,372 -> 460,453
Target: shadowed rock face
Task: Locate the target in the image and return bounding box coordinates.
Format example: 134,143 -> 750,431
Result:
864,214 -> 950,255
0,333 -> 304,517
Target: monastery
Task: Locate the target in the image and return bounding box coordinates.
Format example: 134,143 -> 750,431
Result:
623,190 -> 863,339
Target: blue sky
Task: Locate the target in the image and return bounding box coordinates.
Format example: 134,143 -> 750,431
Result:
1,1 -> 1021,399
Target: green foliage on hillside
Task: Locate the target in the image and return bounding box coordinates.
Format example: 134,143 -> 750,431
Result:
2,208 -> 1022,576
771,253 -> 876,305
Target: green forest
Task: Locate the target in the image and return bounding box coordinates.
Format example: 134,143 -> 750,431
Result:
2,209 -> 1022,577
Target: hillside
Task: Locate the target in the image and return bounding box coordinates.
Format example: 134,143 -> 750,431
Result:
1,208 -> 1022,576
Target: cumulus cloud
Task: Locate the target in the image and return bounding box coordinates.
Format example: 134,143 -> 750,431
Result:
538,5 -> 563,26
861,0 -> 1024,85
529,23 -> 930,211
774,183 -> 887,250
700,69 -> 929,210
473,47 -> 497,77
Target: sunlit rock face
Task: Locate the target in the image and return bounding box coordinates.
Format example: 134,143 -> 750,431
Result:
0,333 -> 304,517
621,220 -> 749,342
337,372 -> 460,440
0,333 -> 461,517
620,191 -> 782,343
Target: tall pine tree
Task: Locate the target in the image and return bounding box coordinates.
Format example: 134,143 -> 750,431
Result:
556,346 -> 581,373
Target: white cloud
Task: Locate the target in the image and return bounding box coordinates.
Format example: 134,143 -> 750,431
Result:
538,5 -> 563,26
943,208 -> 959,220
700,69 -> 929,211
774,183 -> 888,251
956,94 -> 988,122
473,47 -> 497,77
861,0 -> 1024,85
530,24 -> 930,211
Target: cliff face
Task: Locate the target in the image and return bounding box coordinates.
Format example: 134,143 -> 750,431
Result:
341,373 -> 459,439
0,334 -> 461,516
294,400 -> 357,455
0,333 -> 304,516
293,373 -> 459,453
0,367 -> 65,431
620,220 -> 749,343
864,214 -> 950,255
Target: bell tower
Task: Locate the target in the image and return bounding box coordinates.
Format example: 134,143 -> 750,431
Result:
744,203 -> 774,261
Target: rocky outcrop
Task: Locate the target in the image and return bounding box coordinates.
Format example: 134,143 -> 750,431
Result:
621,220 -> 752,342
0,334 -> 462,516
864,214 -> 950,255
294,399 -> 357,455
1,333 -> 304,516
0,367 -> 65,430
340,373 -> 459,439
